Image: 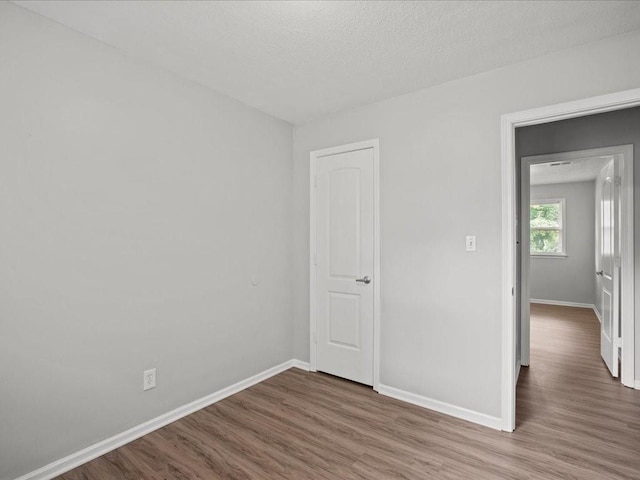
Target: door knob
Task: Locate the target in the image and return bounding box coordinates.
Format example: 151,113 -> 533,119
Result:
355,276 -> 371,284
596,270 -> 603,276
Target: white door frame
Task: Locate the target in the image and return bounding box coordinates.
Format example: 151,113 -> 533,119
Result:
309,139 -> 381,391
520,146 -> 634,378
501,88 -> 640,432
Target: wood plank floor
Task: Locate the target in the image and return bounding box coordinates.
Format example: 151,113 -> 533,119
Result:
57,304 -> 640,479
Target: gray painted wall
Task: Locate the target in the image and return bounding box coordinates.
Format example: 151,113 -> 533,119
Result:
0,5 -> 293,479
293,29 -> 640,419
516,106 -> 640,387
529,181 -> 596,306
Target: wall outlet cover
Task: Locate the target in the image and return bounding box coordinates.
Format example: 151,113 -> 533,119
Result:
143,368 -> 156,391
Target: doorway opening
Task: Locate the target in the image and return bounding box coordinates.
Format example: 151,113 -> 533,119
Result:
519,146 -> 633,385
501,90 -> 640,432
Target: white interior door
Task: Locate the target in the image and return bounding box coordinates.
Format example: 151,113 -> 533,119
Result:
315,147 -> 374,385
597,159 -> 619,377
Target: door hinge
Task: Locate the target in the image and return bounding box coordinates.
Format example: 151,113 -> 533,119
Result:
512,287 -> 514,296
615,337 -> 622,349
614,176 -> 622,187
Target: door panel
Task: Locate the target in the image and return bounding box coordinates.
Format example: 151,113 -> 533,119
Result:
602,288 -> 612,340
329,168 -> 360,277
316,147 -> 374,385
328,292 -> 360,349
598,159 -> 619,377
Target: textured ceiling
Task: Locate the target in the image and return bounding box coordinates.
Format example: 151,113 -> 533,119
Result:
530,156 -> 611,186
14,1 -> 640,124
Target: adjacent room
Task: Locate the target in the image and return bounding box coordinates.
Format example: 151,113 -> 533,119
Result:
515,112 -> 640,469
2,2 -> 640,480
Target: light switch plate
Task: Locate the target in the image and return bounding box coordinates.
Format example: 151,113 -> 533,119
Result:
466,235 -> 476,252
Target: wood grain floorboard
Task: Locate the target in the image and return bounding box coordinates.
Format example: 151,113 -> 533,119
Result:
57,303 -> 640,479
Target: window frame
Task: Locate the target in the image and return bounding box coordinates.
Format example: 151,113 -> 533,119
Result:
530,197 -> 566,257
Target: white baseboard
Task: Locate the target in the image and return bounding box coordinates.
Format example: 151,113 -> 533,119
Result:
15,358 -> 501,480
593,306 -> 602,323
377,384 -> 502,431
635,380 -> 640,390
530,298 -> 601,321
530,298 -> 594,309
15,359 -> 299,480
291,359 -> 310,371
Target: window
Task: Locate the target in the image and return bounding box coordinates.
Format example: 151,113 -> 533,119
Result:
530,198 -> 565,256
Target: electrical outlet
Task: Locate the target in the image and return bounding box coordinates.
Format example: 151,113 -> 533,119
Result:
143,368 -> 156,391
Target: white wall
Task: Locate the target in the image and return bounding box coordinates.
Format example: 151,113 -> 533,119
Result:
0,4 -> 293,480
293,30 -> 640,419
529,181 -> 596,305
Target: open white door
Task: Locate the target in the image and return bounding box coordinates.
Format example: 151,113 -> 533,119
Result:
597,159 -> 620,377
314,146 -> 375,385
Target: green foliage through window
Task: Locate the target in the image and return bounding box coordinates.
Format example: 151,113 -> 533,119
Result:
530,201 -> 564,254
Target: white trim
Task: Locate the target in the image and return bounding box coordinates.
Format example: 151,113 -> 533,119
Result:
14,360 -> 298,480
501,88 -> 640,432
634,380 -> 640,390
372,141 -> 381,392
378,384 -> 502,431
501,113 -> 517,432
520,154 -> 531,369
593,305 -> 602,323
291,359 -> 311,371
309,139 -> 381,391
619,146 -> 635,389
309,146 -> 317,373
530,298 -> 596,310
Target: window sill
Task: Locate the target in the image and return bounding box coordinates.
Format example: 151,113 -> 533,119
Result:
531,254 -> 567,259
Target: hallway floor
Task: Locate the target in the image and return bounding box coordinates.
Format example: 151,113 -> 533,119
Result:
516,303 -> 640,478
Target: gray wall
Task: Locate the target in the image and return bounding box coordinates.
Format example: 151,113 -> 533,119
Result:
529,181 -> 596,305
293,29 -> 640,419
516,106 -> 640,386
0,5 -> 293,480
